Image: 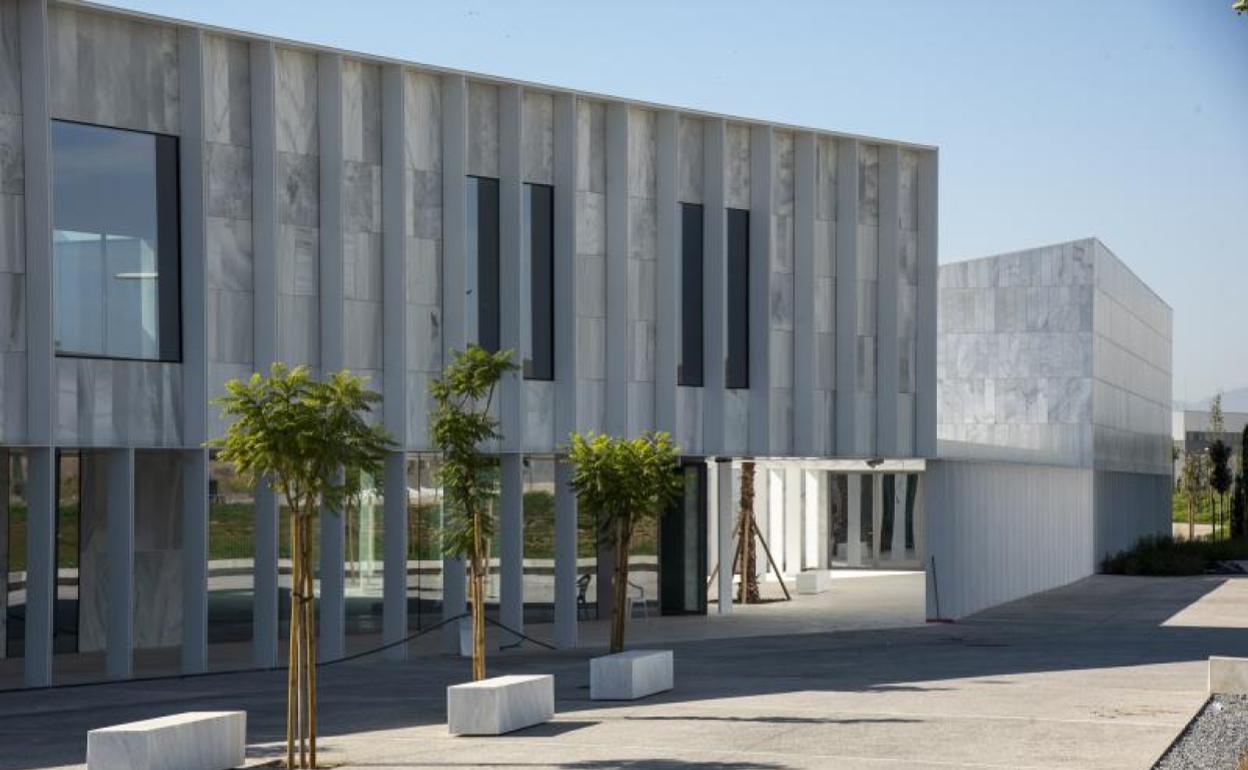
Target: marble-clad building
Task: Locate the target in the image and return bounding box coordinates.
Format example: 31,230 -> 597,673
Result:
0,0 -> 939,686
926,238 -> 1173,618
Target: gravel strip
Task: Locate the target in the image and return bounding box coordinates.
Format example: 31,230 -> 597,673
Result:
1156,694 -> 1248,769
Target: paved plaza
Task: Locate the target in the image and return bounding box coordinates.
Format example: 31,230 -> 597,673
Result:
2,572 -> 1246,770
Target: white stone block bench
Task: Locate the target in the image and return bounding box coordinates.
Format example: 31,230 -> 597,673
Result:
796,570 -> 831,594
590,650 -> 673,700
86,711 -> 245,770
1209,656 -> 1248,694
447,674 -> 554,735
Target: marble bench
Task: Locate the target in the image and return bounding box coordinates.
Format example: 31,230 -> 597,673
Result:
796,570 -> 831,594
590,650 -> 673,700
447,674 -> 554,735
1209,656 -> 1248,694
86,711 -> 246,770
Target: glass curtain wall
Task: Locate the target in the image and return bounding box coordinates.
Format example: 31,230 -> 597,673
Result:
1,450 -> 25,687
345,470 -> 385,651
406,455 -> 443,631
207,454 -> 254,662
521,457 -> 556,625
54,451 -> 80,658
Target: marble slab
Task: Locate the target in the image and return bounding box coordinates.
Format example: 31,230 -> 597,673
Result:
590,650 -> 674,701
86,711 -> 245,770
447,674 -> 554,735
796,569 -> 831,594
1209,657 -> 1248,695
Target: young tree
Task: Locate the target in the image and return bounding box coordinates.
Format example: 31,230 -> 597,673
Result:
568,431 -> 682,654
212,364 -> 393,769
430,346 -> 516,681
1210,440 -> 1233,539
1233,425 -> 1248,539
1180,451 -> 1208,540
1210,396 -> 1227,537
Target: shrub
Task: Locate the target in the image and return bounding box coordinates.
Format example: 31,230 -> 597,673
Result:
1101,535 -> 1248,576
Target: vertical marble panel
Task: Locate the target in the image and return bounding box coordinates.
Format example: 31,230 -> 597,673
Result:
467,80 -> 499,177
627,108 -> 656,199
404,71 -> 441,172
677,115 -> 703,203
521,90 -> 554,184
48,7 -> 180,134
724,122 -> 750,209
857,144 -> 879,225
275,47 -> 317,154
0,0 -> 20,116
342,59 -> 380,164
816,137 -> 837,222
899,150 -> 919,231
204,34 -> 250,147
576,99 -> 605,193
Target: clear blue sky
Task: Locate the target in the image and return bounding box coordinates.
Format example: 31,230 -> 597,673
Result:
109,0 -> 1248,402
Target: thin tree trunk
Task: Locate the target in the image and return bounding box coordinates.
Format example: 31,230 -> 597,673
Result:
610,516 -> 631,654
1188,491 -> 1194,541
286,508 -> 299,770
471,502 -> 486,681
738,462 -> 759,604
304,513 -> 318,768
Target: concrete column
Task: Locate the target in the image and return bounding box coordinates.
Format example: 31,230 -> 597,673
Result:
23,447 -> 54,687
499,85 -> 524,449
106,450 -> 135,680
552,95 -> 579,445
179,28 -> 209,452
834,142 -> 860,455
0,450 -> 7,659
891,474 -> 909,561
792,133 -> 817,456
749,126 -> 773,456
913,473 -> 927,562
181,450 -> 209,674
817,471 -> 830,569
381,452 -> 408,661
605,103 -> 629,437
803,470 -> 820,570
783,467 -> 801,575
755,464 -> 771,580
846,474 -> 862,568
702,120 -> 727,454
19,0 -> 53,447
253,479 -> 279,668
553,460 -> 578,648
706,461 -> 718,580
716,461 -> 733,615
654,111 -> 679,436
915,152 -> 939,458
876,147 -> 900,457
767,467 -> 784,573
441,74 -> 469,650
499,453 -> 524,643
871,473 -> 884,564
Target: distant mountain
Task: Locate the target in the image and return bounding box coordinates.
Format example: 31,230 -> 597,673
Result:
1175,386 -> 1248,414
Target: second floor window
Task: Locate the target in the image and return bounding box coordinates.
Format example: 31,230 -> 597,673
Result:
51,120 -> 181,362
726,208 -> 750,389
679,203 -> 704,387
523,183 -> 555,380
468,175 -> 500,352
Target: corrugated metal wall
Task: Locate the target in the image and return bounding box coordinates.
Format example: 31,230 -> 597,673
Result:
924,459 -> 1095,619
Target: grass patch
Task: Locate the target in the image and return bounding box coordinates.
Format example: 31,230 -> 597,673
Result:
1101,535 -> 1248,576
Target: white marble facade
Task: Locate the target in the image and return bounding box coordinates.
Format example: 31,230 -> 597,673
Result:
937,238 -> 1171,475
1,2 -> 938,459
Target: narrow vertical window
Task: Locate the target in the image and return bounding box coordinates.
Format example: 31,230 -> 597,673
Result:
725,208 -> 750,389
524,183 -> 554,380
678,203 -> 704,387
468,176 -> 501,352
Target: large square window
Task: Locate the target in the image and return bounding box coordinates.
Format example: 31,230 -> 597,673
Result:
52,120 -> 181,361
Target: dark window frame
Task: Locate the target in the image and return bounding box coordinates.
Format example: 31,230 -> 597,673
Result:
468,175 -> 501,353
50,118 -> 183,363
725,207 -> 750,389
678,202 -> 704,387
524,182 -> 555,381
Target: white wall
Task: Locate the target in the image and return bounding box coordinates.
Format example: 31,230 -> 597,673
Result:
924,459 -> 1094,620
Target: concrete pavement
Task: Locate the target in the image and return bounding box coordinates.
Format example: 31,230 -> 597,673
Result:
1,573 -> 1244,769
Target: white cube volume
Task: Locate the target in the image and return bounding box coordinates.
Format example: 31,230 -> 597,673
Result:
86,711 -> 246,770
796,570 -> 831,594
590,650 -> 674,700
447,674 -> 555,735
